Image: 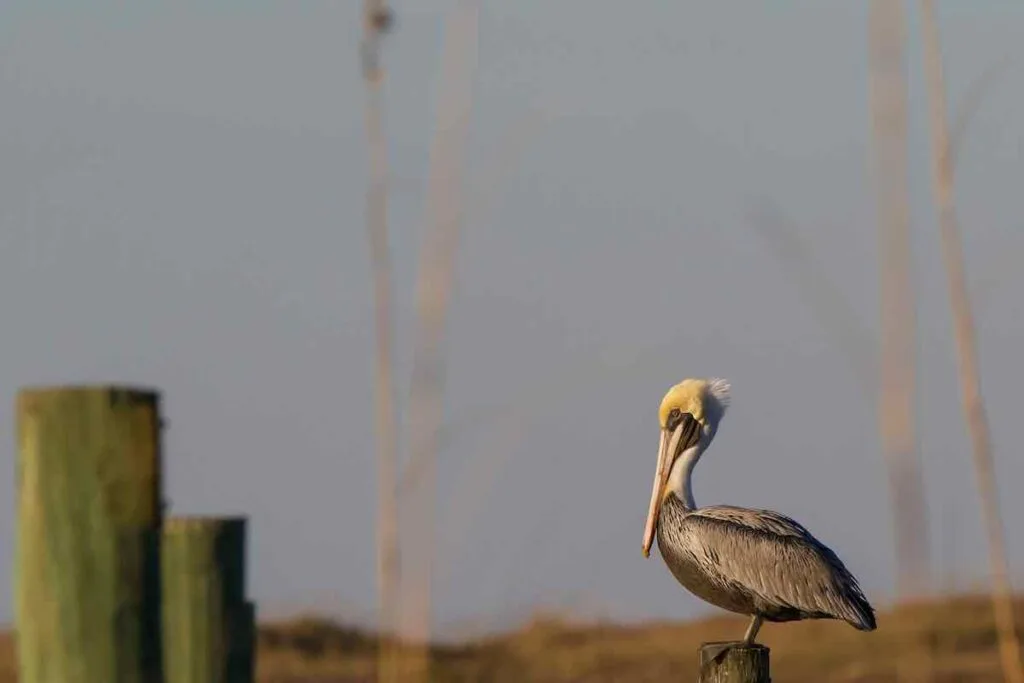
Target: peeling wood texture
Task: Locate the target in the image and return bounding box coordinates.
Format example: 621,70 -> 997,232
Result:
162,517 -> 253,683
699,642 -> 770,683
15,386 -> 164,683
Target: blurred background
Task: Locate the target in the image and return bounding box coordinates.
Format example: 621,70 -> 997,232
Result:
1,1 -> 1023,681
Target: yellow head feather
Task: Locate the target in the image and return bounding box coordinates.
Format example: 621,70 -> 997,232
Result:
658,377 -> 731,427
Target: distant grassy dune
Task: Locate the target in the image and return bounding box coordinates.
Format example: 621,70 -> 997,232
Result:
0,592 -> 1017,681
250,593 -> 1023,682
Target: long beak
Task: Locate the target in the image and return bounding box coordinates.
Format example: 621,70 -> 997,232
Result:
642,423 -> 684,557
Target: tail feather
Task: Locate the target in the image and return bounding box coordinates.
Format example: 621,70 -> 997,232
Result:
848,592 -> 877,631
836,581 -> 877,631
824,561 -> 877,631
815,543 -> 877,631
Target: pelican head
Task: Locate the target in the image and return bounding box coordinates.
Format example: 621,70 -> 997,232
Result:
642,377 -> 731,557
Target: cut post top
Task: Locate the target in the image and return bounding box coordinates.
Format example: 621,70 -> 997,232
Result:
164,516 -> 249,530
701,641 -> 769,652
18,384 -> 161,399
17,385 -> 163,418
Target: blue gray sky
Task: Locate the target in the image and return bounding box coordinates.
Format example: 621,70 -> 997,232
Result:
1,1 -> 1023,636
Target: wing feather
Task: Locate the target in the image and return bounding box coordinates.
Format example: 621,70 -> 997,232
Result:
681,505 -> 875,629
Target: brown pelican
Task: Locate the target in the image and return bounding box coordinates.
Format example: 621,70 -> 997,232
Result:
641,378 -> 876,645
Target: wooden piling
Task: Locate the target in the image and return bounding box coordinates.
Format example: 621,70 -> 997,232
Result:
14,386 -> 164,683
162,516 -> 253,683
698,643 -> 770,683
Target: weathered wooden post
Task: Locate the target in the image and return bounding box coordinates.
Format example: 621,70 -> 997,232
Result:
14,386 -> 164,683
698,643 -> 770,683
162,516 -> 255,683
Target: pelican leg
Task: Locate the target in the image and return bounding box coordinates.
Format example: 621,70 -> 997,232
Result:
742,615 -> 763,644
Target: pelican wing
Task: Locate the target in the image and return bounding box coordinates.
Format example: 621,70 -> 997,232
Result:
681,505 -> 875,629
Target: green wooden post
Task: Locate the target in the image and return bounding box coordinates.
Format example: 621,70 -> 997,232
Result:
229,601 -> 257,683
698,643 -> 770,683
162,517 -> 253,683
14,386 -> 164,683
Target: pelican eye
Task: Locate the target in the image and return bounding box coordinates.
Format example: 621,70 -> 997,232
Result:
666,408 -> 683,430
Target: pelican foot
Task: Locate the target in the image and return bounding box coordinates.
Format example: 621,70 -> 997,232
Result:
704,641 -> 741,664
700,640 -> 764,665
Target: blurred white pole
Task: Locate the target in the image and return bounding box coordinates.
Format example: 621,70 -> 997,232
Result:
917,2 -> 1023,682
